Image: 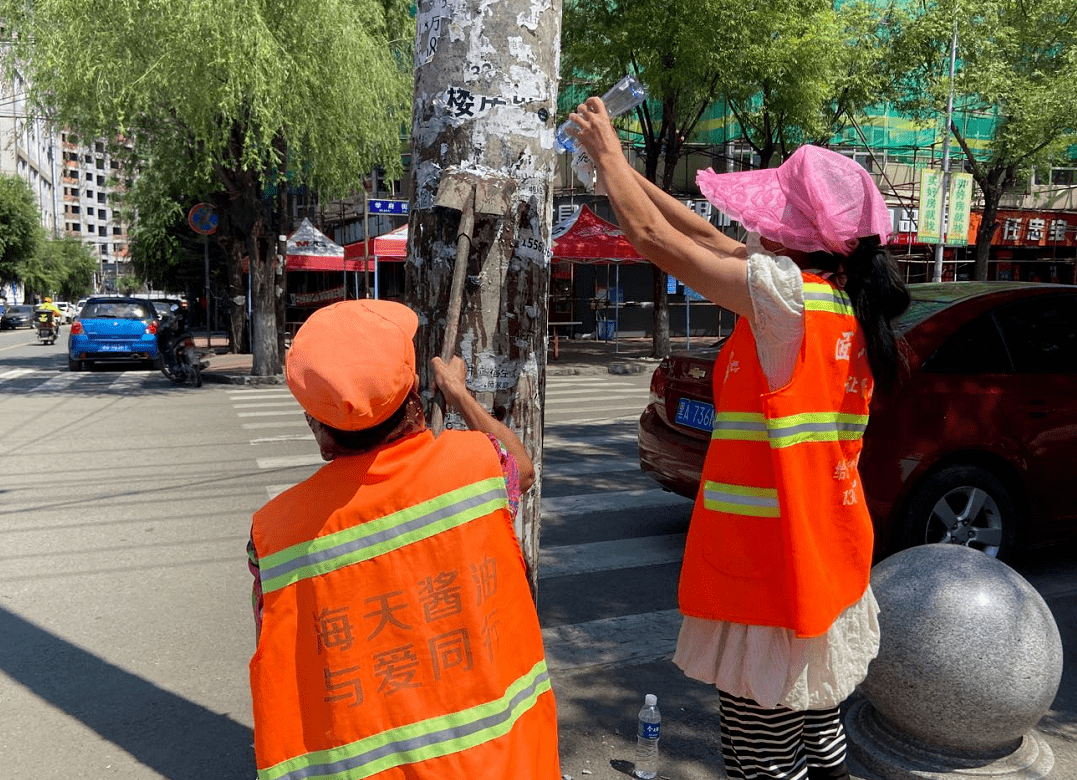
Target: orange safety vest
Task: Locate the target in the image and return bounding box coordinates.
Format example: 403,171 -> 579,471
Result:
249,429 -> 559,780
678,272 -> 875,638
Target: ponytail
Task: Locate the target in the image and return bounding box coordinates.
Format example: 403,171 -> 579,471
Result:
840,237 -> 910,393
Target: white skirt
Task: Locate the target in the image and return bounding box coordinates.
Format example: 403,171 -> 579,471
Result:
672,587 -> 881,711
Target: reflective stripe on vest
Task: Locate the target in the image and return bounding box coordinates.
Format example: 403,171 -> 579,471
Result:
711,411 -> 768,441
258,477 -> 508,594
766,411 -> 869,448
257,659 -> 552,780
702,481 -> 780,517
711,411 -> 868,449
803,283 -> 855,316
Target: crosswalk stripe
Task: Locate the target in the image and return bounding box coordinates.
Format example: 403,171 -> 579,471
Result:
109,373 -> 144,390
544,387 -> 647,398
0,368 -> 36,382
233,401 -> 301,409
227,390 -> 294,398
541,610 -> 681,671
29,373 -> 80,392
542,432 -> 636,446
251,433 -> 315,444
257,453 -> 322,469
238,410 -> 305,418
542,456 -> 640,477
542,489 -> 690,519
243,420 -> 309,429
539,534 -> 686,579
547,376 -> 638,384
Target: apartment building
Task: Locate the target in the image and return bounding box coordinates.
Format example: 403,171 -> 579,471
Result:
0,55 -> 132,297
0,61 -> 58,302
59,134 -> 132,292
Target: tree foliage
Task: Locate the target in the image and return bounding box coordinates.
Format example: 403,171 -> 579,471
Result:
0,174 -> 42,285
560,0 -> 887,356
717,0 -> 889,167
885,0 -> 1077,279
2,0 -> 414,372
34,237 -> 98,300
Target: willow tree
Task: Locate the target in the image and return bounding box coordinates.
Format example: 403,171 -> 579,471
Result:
885,0 -> 1077,280
1,0 -> 413,374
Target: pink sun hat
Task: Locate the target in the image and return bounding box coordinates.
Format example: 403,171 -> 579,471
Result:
696,145 -> 891,257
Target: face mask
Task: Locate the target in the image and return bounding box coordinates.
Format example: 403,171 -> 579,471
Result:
744,232 -> 766,255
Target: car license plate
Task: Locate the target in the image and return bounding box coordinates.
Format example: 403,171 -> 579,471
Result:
675,399 -> 715,433
102,344 -> 127,352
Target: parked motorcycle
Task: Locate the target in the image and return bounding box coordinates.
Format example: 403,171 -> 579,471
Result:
34,309 -> 59,345
158,315 -> 204,387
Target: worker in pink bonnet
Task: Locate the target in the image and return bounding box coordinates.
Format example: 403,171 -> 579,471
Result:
247,299 -> 560,780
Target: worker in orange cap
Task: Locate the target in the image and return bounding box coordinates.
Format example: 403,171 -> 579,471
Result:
247,299 -> 559,780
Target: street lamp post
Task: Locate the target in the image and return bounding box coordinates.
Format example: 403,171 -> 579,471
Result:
932,21 -> 959,283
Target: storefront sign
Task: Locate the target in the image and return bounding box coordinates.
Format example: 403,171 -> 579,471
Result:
946,173 -> 973,246
917,170 -> 944,243
968,210 -> 1077,247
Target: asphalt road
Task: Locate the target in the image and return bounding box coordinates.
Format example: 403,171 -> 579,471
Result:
2,329 -> 1074,780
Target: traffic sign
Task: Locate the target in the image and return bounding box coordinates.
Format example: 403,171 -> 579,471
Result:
368,200 -> 409,215
188,203 -> 219,235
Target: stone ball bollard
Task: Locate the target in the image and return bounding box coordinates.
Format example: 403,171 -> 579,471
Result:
846,543 -> 1063,779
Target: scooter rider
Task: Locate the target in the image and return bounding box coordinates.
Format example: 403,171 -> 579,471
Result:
157,300 -> 191,370
35,297 -> 62,336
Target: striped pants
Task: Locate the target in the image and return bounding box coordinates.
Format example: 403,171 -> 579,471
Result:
717,691 -> 850,780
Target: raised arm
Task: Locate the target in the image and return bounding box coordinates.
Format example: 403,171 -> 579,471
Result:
431,356 -> 536,493
568,98 -> 752,318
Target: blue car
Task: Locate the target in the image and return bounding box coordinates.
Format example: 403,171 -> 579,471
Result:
68,296 -> 161,371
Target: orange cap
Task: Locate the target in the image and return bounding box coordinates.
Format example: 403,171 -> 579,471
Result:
286,300 -> 418,431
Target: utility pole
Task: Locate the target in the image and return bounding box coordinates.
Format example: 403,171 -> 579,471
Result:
407,0 -> 562,596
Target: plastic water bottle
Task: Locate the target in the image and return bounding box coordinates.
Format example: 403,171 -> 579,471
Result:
633,693 -> 660,779
555,74 -> 647,153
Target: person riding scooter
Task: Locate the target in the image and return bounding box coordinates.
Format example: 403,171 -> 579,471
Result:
34,297 -> 62,343
157,300 -> 202,384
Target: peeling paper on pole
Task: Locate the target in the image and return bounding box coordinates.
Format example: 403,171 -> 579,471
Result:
414,0 -> 471,67
517,0 -> 552,31
413,159 -> 443,212
469,352 -> 524,393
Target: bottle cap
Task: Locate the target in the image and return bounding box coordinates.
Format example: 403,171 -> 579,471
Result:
644,694 -> 657,706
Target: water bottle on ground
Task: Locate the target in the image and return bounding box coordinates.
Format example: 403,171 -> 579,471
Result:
556,74 -> 647,153
633,693 -> 661,779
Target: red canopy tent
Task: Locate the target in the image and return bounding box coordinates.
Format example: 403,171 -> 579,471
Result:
552,205 -> 645,262
343,223 -> 408,269
551,205 -> 648,350
285,218 -> 349,271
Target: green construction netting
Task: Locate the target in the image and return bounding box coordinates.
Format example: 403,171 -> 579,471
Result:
558,83 -> 1003,166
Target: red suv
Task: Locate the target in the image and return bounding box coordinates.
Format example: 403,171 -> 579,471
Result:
638,282 -> 1077,561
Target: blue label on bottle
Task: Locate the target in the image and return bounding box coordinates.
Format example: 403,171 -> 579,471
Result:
638,721 -> 660,740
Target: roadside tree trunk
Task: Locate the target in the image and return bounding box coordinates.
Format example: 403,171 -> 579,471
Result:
406,0 -> 562,596
224,237 -> 250,354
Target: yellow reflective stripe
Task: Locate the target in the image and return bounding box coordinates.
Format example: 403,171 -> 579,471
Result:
803,283 -> 855,316
702,481 -> 780,517
711,411 -> 767,441
258,660 -> 552,780
766,411 -> 869,449
259,477 -> 507,593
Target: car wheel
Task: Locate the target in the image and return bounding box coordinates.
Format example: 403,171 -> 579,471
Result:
899,464 -> 1018,560
68,357 -> 82,372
